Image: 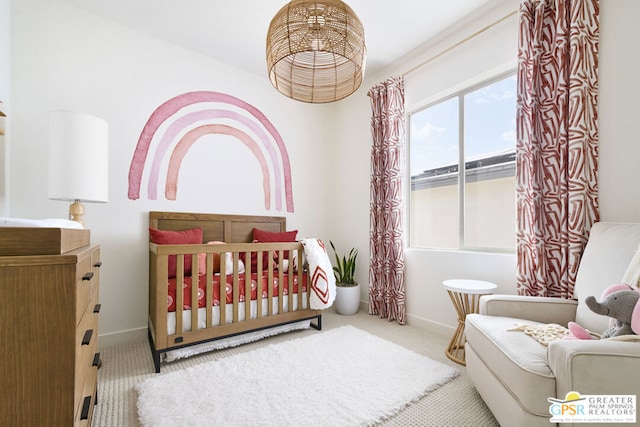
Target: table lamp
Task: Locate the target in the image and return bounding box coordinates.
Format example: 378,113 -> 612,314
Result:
48,110 -> 108,227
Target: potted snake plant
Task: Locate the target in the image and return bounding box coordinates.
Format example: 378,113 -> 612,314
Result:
330,241 -> 360,315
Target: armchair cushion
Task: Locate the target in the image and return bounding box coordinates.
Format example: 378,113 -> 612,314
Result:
465,314 -> 554,416
573,222 -> 640,333
547,339 -> 640,396
480,295 -> 578,325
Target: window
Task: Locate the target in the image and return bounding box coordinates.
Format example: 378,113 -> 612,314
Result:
408,72 -> 516,252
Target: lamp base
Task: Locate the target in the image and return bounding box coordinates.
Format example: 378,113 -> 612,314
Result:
69,200 -> 85,227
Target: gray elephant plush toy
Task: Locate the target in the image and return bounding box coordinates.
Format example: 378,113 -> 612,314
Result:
568,283 -> 640,339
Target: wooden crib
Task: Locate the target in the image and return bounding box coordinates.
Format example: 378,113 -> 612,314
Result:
147,211 -> 322,372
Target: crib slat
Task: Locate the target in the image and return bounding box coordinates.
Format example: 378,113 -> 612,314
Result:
219,251 -> 226,326
286,249 -> 292,308
152,249 -> 169,348
256,250 -> 263,319
205,253 -> 213,329
278,251 -> 284,314
190,254 -> 198,332
278,249 -> 285,312
278,250 -> 284,313
232,252 -> 240,323
267,254 -> 274,316
175,255 -> 184,335
299,247 -> 305,310
244,252 -> 262,320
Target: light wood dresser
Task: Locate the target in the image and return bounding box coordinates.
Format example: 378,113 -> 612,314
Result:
0,228 -> 101,426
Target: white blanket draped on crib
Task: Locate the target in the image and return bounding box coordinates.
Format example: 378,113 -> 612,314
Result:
301,238 -> 336,309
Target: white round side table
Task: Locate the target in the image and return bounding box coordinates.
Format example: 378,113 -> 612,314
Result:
442,279 -> 497,365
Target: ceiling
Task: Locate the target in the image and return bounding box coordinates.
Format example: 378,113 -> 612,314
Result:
59,0 -> 497,78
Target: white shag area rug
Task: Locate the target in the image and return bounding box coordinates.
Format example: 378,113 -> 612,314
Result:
135,325 -> 459,427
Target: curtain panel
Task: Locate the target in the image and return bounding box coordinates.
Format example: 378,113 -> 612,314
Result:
368,76 -> 406,324
516,0 -> 600,298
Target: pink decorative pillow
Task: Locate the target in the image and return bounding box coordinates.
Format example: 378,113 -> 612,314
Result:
198,241 -> 225,275
149,227 -> 203,278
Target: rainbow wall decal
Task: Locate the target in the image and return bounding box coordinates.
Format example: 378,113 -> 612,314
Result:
128,91 -> 294,212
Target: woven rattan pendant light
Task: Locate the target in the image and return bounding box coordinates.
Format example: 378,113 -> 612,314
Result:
266,0 -> 366,103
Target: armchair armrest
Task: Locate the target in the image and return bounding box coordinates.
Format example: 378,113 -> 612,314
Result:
548,339 -> 640,395
480,295 -> 578,325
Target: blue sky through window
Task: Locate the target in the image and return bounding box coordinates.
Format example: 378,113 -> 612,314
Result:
410,74 -> 516,176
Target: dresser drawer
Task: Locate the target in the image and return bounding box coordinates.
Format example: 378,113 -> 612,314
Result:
75,309 -> 99,409
76,254 -> 99,326
91,248 -> 101,305
75,309 -> 99,369
74,361 -> 98,427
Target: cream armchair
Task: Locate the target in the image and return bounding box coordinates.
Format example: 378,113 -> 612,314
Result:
465,222 -> 640,426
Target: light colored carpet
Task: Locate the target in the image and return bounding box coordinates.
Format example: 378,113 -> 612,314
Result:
136,326 -> 458,427
93,309 -> 499,426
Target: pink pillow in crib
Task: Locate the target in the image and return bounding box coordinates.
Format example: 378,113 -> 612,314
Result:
149,227 -> 202,278
198,241 -> 225,275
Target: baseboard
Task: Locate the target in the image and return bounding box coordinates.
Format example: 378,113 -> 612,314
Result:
98,303 -> 454,347
406,313 -> 454,338
361,301 -> 454,338
99,327 -> 147,348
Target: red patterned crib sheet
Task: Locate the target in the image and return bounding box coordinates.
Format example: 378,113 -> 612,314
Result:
167,272 -> 307,312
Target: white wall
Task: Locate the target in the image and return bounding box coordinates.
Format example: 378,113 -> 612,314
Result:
0,0 -> 9,216
10,0 -> 335,343
598,0 -> 640,222
334,0 -> 640,335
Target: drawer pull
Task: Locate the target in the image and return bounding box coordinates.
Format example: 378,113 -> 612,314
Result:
82,272 -> 94,281
94,261 -> 102,268
93,304 -> 101,313
82,329 -> 93,345
80,395 -> 92,420
92,352 -> 101,368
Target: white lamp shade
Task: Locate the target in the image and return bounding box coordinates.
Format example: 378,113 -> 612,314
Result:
48,110 -> 109,203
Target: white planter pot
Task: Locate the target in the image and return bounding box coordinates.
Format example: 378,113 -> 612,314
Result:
335,283 -> 361,315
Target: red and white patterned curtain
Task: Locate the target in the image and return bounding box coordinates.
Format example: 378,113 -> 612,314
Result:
516,0 -> 599,298
368,77 -> 406,324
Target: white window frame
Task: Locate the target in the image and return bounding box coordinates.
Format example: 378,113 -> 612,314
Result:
407,68 -> 517,253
